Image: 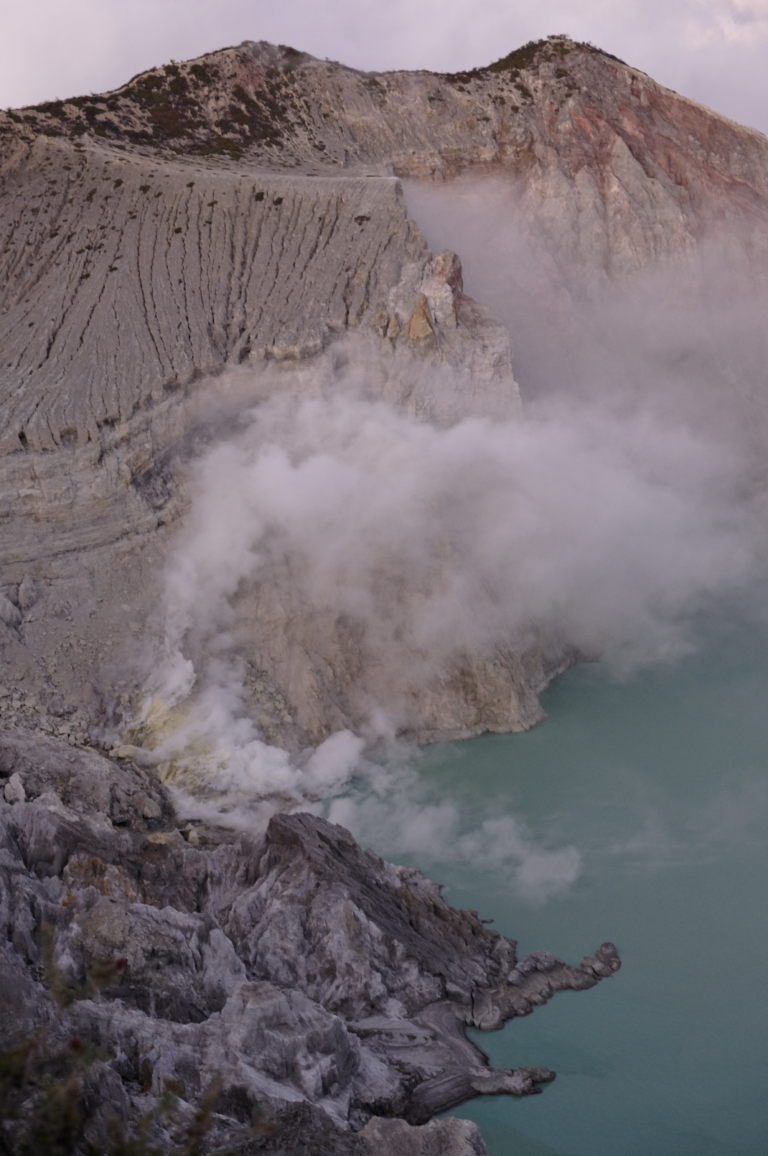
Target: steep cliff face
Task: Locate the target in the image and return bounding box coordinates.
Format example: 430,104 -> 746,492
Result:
6,33 -> 759,1154
7,35 -> 768,272
0,141 -> 524,750
1,35 -> 767,768
0,151 -> 519,456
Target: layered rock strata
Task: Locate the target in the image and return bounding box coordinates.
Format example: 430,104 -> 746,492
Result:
6,35 -> 768,273
0,146 -> 520,455
3,36 -> 768,749
0,731 -> 620,1153
0,125 -> 531,748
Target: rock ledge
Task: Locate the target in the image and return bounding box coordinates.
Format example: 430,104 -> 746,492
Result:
0,729 -> 620,1153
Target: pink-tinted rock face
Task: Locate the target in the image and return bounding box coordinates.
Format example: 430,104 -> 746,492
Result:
1,35 -> 767,765
5,36 -> 768,278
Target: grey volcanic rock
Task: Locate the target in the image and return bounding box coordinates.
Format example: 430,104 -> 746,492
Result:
0,731 -> 619,1152
0,150 -> 519,454
3,35 -> 767,751
359,1116 -> 487,1154
0,115 -> 526,748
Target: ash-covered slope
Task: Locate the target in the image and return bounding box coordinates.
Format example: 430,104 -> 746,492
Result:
7,34 -> 768,268
6,32 -> 755,1155
0,732 -> 619,1153
5,33 -> 768,450
1,36 -> 767,760
0,141 -> 523,749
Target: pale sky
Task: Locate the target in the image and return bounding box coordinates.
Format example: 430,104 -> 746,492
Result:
2,0 -> 768,135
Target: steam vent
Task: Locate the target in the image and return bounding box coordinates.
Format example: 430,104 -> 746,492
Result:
3,33 -> 768,1153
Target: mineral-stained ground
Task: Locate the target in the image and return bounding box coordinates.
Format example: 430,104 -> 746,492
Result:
3,32 -> 767,1152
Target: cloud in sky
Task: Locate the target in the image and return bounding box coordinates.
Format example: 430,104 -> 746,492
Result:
2,0 -> 768,133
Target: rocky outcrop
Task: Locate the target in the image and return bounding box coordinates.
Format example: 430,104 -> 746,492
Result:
0,119 -> 527,752
3,35 -> 767,755
0,731 -> 619,1153
7,36 -> 768,273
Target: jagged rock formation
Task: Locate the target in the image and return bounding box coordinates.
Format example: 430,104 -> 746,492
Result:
0,156 -> 519,455
0,732 -> 619,1153
2,36 -> 768,752
0,135 -> 525,752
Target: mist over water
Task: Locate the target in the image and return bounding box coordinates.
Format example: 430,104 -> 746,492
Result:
136,356 -> 764,824
135,180 -> 768,826
425,608 -> 768,1156
126,172 -> 768,1147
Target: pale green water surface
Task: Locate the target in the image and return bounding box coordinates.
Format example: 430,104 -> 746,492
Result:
349,608 -> 768,1155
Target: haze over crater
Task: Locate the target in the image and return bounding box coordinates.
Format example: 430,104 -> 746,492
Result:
0,35 -> 766,1151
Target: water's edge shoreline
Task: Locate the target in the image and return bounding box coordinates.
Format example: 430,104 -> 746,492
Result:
0,727 -> 619,1154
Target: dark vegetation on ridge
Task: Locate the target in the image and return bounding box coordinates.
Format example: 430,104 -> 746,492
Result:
444,33 -> 624,85
9,24 -> 756,1153
0,35 -> 626,160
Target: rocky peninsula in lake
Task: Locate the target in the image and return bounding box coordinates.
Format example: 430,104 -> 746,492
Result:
0,729 -> 619,1152
3,31 -> 768,1153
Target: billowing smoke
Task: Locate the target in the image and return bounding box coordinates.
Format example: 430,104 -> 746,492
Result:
159,377 -> 752,674
403,175 -> 768,444
128,180 -> 768,888
328,781 -> 583,904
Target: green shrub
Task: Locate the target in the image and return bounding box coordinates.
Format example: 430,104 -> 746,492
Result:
0,926 -> 277,1155
189,63 -> 216,84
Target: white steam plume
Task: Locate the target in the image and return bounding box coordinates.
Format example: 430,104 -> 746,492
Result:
133,350 -> 760,829
165,385 -> 753,670
126,185 -> 768,883
328,787 -> 582,905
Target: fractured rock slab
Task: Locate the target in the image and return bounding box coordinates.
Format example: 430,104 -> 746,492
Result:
0,730 -> 620,1150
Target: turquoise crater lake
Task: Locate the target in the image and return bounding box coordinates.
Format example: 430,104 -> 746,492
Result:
334,604 -> 768,1155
